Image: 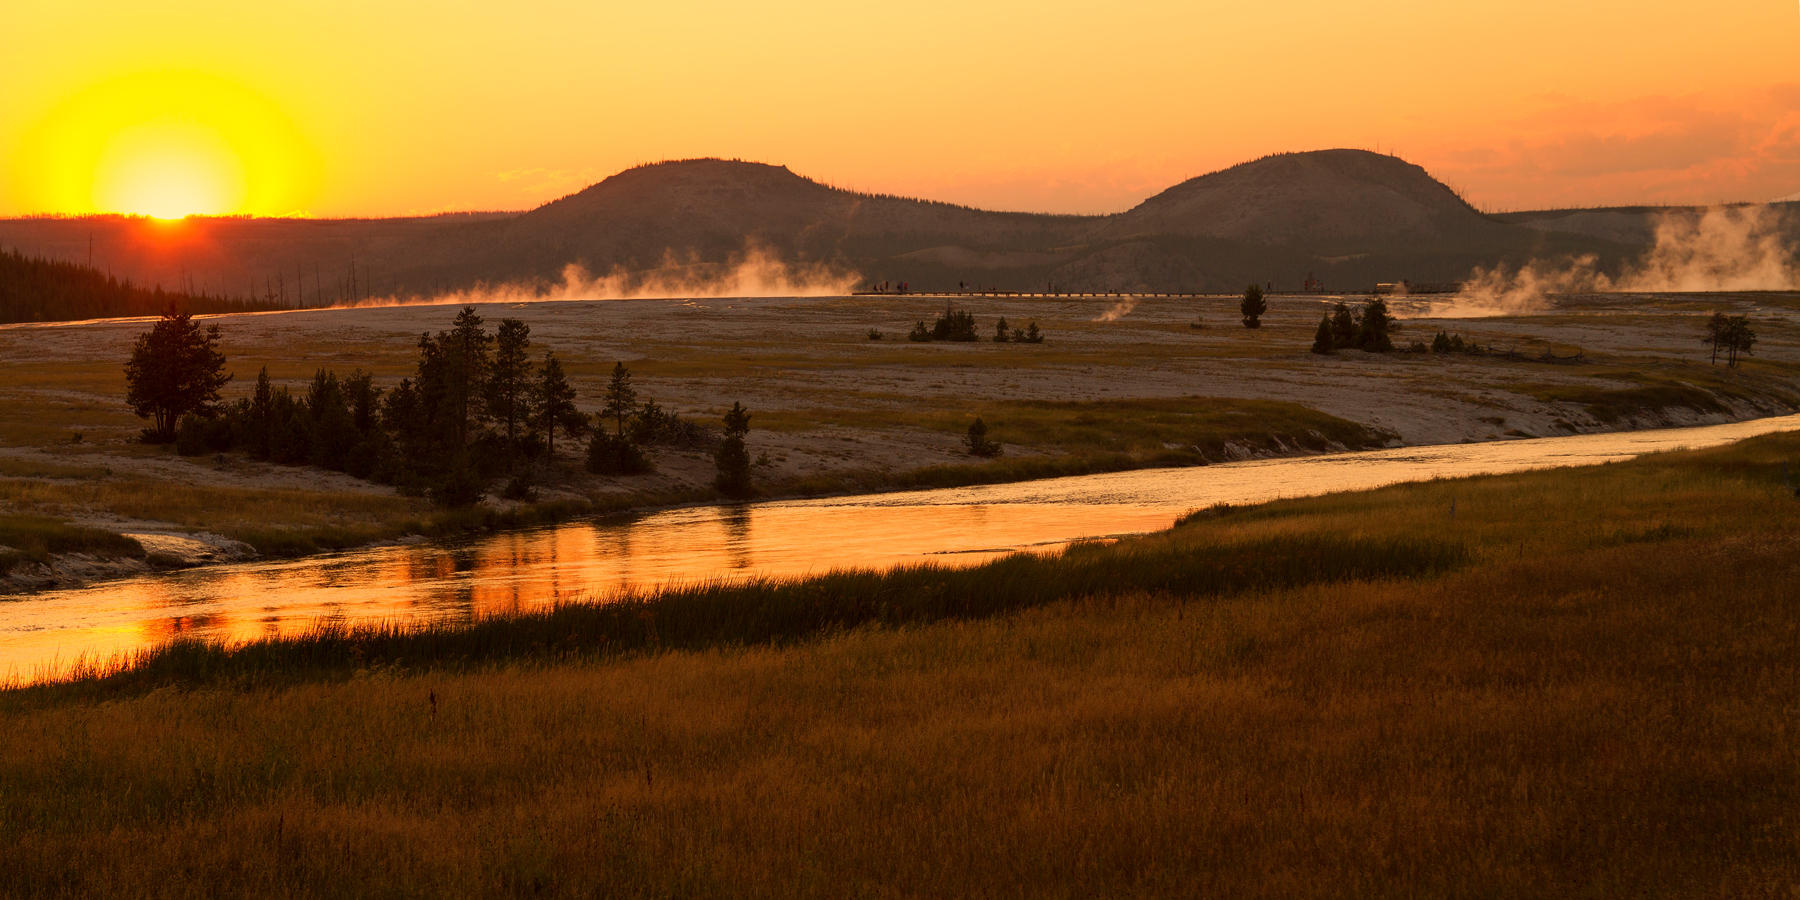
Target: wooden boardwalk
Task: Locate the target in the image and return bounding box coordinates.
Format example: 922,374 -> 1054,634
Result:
851,290 -> 1235,300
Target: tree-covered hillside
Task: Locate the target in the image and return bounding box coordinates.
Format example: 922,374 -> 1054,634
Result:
0,248 -> 281,325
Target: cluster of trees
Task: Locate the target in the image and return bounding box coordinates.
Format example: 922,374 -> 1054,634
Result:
990,317 -> 1044,344
1,248 -> 279,325
582,363 -> 713,477
1703,312 -> 1757,368
127,307 -> 753,506
905,305 -> 1043,343
1310,299 -> 1394,354
1429,331 -> 1486,355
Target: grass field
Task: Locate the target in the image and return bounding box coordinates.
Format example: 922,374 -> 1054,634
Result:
3,430 -> 1796,896
9,291 -> 1794,580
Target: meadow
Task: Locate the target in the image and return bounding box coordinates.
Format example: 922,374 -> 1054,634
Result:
2,290 -> 1793,587
3,428 -> 1796,896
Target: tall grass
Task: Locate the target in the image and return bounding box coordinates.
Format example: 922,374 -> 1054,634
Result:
1,432 -> 1798,896
0,515 -> 142,574
24,531 -> 1464,697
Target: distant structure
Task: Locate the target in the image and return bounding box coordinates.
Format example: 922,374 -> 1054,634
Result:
1373,279 -> 1463,296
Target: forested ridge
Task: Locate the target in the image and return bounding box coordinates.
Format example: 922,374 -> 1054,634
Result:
0,247 -> 281,324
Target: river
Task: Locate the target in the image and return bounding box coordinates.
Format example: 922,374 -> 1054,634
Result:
4,414 -> 1797,682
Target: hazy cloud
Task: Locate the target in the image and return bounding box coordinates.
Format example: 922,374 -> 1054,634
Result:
1426,86 -> 1800,210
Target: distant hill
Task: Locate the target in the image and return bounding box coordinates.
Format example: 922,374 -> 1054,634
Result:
0,151 -> 1667,304
1108,150 -> 1500,248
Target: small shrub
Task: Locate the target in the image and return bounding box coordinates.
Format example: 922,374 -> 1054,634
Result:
501,473 -> 537,502
587,431 -> 653,476
965,417 -> 1003,457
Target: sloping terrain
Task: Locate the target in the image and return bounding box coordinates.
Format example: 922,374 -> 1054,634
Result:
0,150 -> 1650,304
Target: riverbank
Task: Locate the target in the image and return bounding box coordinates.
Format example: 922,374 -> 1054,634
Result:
4,428 -> 1796,895
2,290 -> 1795,594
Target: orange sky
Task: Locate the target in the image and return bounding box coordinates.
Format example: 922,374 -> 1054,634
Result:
4,0 -> 1797,219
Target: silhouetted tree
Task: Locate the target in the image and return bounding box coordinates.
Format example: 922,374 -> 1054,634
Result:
125,309 -> 231,443
1703,311 -> 1729,365
306,369 -> 355,471
714,401 -> 753,497
1357,298 -> 1394,352
601,361 -> 638,437
586,361 -> 652,475
485,318 -> 533,448
1240,284 -> 1266,329
994,317 -> 1010,342
1724,315 -> 1757,368
1311,315 -> 1335,354
427,306 -> 492,448
1330,302 -> 1359,347
533,351 -> 587,457
1023,322 -> 1044,344
964,417 -> 1002,457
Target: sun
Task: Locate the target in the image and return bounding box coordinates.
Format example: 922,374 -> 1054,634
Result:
93,120 -> 244,218
13,71 -> 318,217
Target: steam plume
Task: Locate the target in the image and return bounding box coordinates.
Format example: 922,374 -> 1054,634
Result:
1093,297 -> 1141,322
339,244 -> 861,309
1427,205 -> 1799,317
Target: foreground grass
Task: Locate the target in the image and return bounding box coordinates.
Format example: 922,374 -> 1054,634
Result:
3,432 -> 1798,895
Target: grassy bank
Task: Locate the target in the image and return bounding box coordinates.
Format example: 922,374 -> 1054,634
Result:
3,431 -> 1798,895
1,395 -> 1390,579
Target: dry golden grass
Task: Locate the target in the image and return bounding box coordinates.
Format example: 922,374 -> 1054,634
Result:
3,433 -> 1797,896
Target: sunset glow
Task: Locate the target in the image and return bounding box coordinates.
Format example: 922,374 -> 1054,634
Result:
3,1 -> 1798,216
9,69 -> 317,218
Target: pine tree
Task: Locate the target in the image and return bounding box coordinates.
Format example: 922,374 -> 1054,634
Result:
443,306 -> 492,447
994,317 -> 1010,342
1330,302 -> 1359,347
714,401 -> 753,497
964,417 -> 1002,457
602,361 -> 638,437
124,309 -> 231,443
1358,298 -> 1394,352
1311,315 -> 1335,354
1703,311 -> 1729,365
533,351 -> 587,457
485,318 -> 533,448
1240,284 -> 1267,329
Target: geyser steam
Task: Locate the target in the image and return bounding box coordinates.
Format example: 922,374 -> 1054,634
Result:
1430,205 -> 1799,317
340,244 -> 862,309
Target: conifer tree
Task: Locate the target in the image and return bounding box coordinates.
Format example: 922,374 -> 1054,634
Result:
485,318 -> 533,447
1358,298 -> 1395,352
1311,314 -> 1335,354
534,351 -> 587,457
714,401 -> 753,497
1240,284 -> 1267,329
124,309 -> 231,442
602,361 -> 638,437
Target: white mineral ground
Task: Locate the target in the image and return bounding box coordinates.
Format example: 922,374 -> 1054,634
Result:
2,290 -> 1795,592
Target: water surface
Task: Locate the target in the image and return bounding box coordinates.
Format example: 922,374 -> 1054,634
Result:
5,415 -> 1796,681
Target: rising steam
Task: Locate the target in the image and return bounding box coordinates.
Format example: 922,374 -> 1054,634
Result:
339,244 -> 862,309
1428,205 -> 1800,317
1092,296 -> 1141,322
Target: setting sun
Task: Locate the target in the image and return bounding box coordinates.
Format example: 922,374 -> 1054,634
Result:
10,70 -> 317,218
92,120 -> 243,218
